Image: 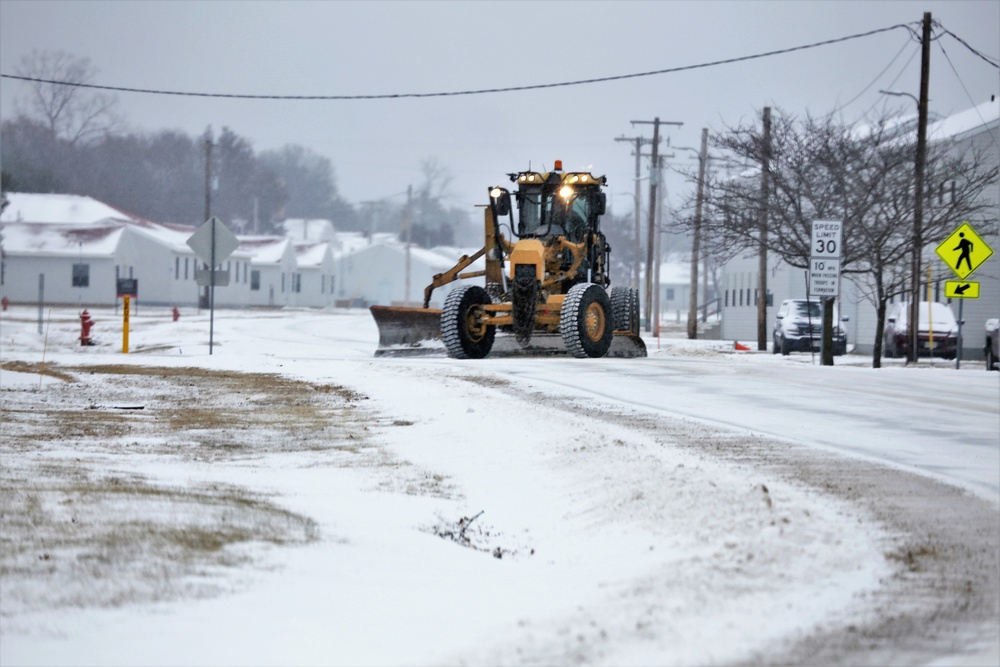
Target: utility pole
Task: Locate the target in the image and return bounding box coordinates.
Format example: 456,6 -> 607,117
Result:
687,128 -> 708,339
201,132 -> 213,310
632,117 -> 682,331
615,134 -> 652,290
757,108 -> 771,351
909,11 -> 932,364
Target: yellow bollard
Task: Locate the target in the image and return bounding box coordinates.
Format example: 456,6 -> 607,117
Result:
123,296 -> 130,354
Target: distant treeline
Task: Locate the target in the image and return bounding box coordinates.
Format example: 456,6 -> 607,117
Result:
0,116 -> 359,236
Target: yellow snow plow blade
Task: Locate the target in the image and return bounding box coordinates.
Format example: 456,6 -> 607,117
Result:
370,305 -> 444,356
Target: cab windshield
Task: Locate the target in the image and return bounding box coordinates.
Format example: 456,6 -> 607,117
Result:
516,186 -> 591,241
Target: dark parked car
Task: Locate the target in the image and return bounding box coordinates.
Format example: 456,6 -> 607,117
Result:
772,299 -> 847,356
883,301 -> 959,359
986,318 -> 999,371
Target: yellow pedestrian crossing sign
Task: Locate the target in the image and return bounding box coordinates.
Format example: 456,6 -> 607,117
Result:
936,223 -> 993,280
944,280 -> 979,299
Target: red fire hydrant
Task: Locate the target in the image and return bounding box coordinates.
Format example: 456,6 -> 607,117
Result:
1,296 -> 8,311
172,306 -> 180,322
79,310 -> 95,346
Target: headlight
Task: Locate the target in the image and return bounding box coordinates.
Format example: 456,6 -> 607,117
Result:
490,187 -> 503,199
559,185 -> 574,200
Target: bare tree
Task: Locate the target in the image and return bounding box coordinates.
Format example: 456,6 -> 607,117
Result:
681,108 -> 997,367
15,50 -> 122,145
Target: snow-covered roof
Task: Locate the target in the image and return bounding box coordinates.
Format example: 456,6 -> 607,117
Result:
332,231 -> 396,258
238,236 -> 293,265
340,238 -> 459,272
0,192 -> 140,224
293,242 -> 331,268
283,218 -> 335,242
926,98 -> 1000,143
1,221 -> 124,257
124,219 -> 200,254
407,244 -> 464,271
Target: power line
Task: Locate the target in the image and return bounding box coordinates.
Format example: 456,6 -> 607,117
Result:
833,36 -> 917,113
0,23 -> 914,101
935,36 -> 1000,152
936,23 -> 1000,68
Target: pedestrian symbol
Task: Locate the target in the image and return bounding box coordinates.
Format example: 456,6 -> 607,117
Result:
936,223 -> 993,280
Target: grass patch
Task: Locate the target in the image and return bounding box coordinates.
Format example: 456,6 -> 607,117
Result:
0,461 -> 317,615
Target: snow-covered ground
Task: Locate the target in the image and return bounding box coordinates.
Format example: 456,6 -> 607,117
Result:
1,304 -> 997,666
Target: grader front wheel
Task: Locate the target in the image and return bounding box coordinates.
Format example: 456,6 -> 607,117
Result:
442,285 -> 495,359
560,283 -> 614,358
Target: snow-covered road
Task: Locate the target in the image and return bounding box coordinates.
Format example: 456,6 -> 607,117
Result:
1,306 -> 997,666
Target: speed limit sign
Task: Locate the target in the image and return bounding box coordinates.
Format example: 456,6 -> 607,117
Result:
811,220 -> 843,259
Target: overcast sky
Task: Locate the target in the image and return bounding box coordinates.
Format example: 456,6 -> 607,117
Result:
1,0 -> 997,220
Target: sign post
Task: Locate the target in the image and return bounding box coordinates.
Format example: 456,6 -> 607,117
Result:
117,278 -> 138,354
186,217 -> 239,355
935,222 -> 994,369
809,220 -> 843,362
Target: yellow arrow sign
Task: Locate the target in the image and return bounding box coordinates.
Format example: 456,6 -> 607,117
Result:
944,280 -> 979,299
936,222 -> 993,280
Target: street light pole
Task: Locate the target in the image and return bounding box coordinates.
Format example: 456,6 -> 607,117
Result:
688,129 -> 709,340
632,118 -> 683,331
616,135 -> 651,291
670,137 -> 711,340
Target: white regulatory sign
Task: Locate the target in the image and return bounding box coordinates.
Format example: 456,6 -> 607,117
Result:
811,220 -> 843,259
809,258 -> 841,297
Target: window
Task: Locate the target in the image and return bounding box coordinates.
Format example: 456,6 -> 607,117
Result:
175,257 -> 180,280
666,288 -> 675,301
72,263 -> 90,287
184,257 -> 189,280
251,270 -> 261,291
293,274 -> 302,293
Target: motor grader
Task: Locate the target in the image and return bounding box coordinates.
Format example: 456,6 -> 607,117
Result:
370,161 -> 646,359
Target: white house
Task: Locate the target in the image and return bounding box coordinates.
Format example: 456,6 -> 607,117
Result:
240,236 -> 298,307
1,221 -> 125,306
335,238 -> 477,308
0,193 -> 259,308
117,219 -> 253,308
293,242 -> 336,308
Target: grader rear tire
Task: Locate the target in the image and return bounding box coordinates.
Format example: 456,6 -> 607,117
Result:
560,283 -> 614,359
611,286 -> 630,332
